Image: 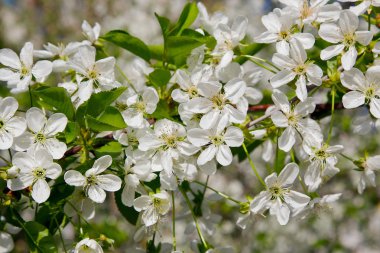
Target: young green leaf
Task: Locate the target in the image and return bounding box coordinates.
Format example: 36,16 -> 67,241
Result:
101,30 -> 151,61
33,86 -> 75,120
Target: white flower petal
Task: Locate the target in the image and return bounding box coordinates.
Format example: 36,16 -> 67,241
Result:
0,48 -> 20,69
97,174 -> 122,192
92,155 -> 112,174
341,46 -> 357,71
197,145 -> 217,166
26,108 -> 46,133
224,127 -> 243,147
342,91 -> 365,109
32,60 -> 52,80
320,44 -> 344,61
133,195 -> 151,211
87,185 -> 107,203
64,170 -> 86,186
216,145 -> 232,166
278,163 -> 299,186
278,127 -> 296,152
32,179 -> 50,203
45,113 -> 68,136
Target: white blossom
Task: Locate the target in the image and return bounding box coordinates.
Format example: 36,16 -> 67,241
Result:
338,0 -> 380,15
187,118 -> 244,166
255,9 -> 315,55
0,97 -> 26,150
341,66 -> 380,118
319,10 -> 373,70
304,142 -> 343,192
270,89 -> 323,152
74,238 -> 103,253
357,155 -> 380,194
0,42 -> 52,92
185,79 -> 247,129
69,46 -> 116,105
119,87 -> 159,128
7,150 -> 62,203
133,191 -> 171,227
64,155 -> 122,203
250,163 -> 310,225
271,39 -> 323,101
13,107 -> 68,159
138,119 -> 198,172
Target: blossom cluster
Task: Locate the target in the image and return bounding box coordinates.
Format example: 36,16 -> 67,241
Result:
0,1 -> 380,252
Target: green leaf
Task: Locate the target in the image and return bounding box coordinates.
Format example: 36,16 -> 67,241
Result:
166,36 -> 205,66
274,148 -> 287,173
101,30 -> 151,61
151,100 -> 173,120
155,13 -> 171,37
64,121 -> 80,143
114,190 -> 140,225
24,221 -> 58,253
169,2 -> 199,36
33,86 -> 75,120
76,87 -> 127,126
95,141 -> 123,157
87,106 -> 126,132
149,69 -> 172,88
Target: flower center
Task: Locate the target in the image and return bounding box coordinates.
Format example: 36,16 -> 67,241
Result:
365,84 -> 378,100
188,86 -> 199,98
286,112 -> 299,126
300,1 -> 313,20
20,65 -> 30,78
128,135 -> 139,147
35,133 -> 46,143
33,167 -> 46,179
134,101 -> 146,113
210,135 -> 224,146
211,93 -> 226,110
279,31 -> 290,40
294,64 -> 306,75
161,134 -> 179,150
269,185 -> 288,200
86,174 -> 98,185
343,33 -> 356,47
88,69 -> 98,79
0,120 -> 4,130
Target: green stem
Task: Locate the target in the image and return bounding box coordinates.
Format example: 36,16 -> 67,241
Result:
8,149 -> 12,160
0,155 -> 10,166
179,187 -> 208,250
242,143 -> 266,187
368,11 -> 371,31
171,191 -> 177,251
340,153 -> 355,162
34,203 -> 39,219
54,216 -> 68,253
327,87 -> 335,144
193,181 -> 242,204
28,85 -> 34,107
11,209 -> 43,252
246,58 -> 277,73
243,55 -> 280,71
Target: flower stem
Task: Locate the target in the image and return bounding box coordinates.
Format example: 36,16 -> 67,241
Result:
243,55 -> 280,71
327,87 -> 335,144
171,191 -> 177,251
193,181 -> 243,204
179,187 -> 208,250
340,153 -> 355,162
28,85 -> 34,107
246,58 -> 277,73
242,143 -> 266,187
55,216 -> 68,253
